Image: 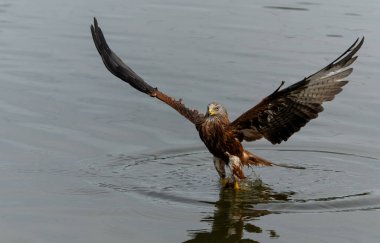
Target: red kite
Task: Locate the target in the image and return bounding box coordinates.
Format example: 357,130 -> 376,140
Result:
91,18 -> 363,189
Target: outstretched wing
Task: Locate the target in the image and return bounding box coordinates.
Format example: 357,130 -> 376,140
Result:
231,37 -> 364,144
91,18 -> 204,126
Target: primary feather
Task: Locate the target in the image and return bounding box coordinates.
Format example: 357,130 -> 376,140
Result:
231,37 -> 363,144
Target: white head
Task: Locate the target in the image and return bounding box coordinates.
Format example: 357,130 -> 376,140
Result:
206,102 -> 229,120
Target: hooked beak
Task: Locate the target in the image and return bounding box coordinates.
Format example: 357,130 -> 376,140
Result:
208,106 -> 216,116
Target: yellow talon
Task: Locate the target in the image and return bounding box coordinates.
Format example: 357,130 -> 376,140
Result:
220,178 -> 229,187
234,181 -> 240,190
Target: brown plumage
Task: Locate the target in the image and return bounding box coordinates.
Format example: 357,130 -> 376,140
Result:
91,18 -> 364,186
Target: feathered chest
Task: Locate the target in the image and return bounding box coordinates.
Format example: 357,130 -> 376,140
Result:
198,117 -> 242,158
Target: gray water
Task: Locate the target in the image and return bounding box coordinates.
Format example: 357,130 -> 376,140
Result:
0,0 -> 379,242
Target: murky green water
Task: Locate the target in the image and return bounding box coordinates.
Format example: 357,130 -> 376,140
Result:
0,0 -> 379,242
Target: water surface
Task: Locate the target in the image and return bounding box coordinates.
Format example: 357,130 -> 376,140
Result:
0,0 -> 379,242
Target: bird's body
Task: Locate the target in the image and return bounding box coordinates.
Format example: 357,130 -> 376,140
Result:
198,105 -> 244,180
198,102 -> 272,183
198,104 -> 238,163
91,18 -> 364,188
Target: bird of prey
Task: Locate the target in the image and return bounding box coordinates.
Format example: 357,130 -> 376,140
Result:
91,18 -> 364,189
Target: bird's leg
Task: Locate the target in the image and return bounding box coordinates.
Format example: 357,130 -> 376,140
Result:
213,156 -> 226,178
225,152 -> 244,190
213,157 -> 229,187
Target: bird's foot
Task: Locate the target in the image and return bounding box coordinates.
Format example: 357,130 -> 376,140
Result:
234,181 -> 240,190
220,178 -> 231,188
220,178 -> 240,190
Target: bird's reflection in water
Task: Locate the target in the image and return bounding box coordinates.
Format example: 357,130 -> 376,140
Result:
184,179 -> 293,243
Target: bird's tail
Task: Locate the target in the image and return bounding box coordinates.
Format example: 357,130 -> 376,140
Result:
244,150 -> 305,169
244,151 -> 273,167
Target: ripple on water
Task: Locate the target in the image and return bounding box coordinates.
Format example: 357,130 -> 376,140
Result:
83,145 -> 380,213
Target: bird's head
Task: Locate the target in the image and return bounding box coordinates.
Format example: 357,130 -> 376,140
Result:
206,102 -> 229,119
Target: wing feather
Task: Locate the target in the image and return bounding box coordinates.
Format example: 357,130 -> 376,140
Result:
91,18 -> 204,126
231,37 -> 364,144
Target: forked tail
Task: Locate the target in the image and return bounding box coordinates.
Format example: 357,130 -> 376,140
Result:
245,150 -> 305,169
246,152 -> 273,166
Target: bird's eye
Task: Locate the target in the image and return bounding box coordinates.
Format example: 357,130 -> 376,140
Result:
215,106 -> 219,110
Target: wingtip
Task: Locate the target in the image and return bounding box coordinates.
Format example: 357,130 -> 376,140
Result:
354,36 -> 365,49
90,17 -> 99,31
359,36 -> 365,46
351,36 -> 365,57
90,17 -> 97,31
